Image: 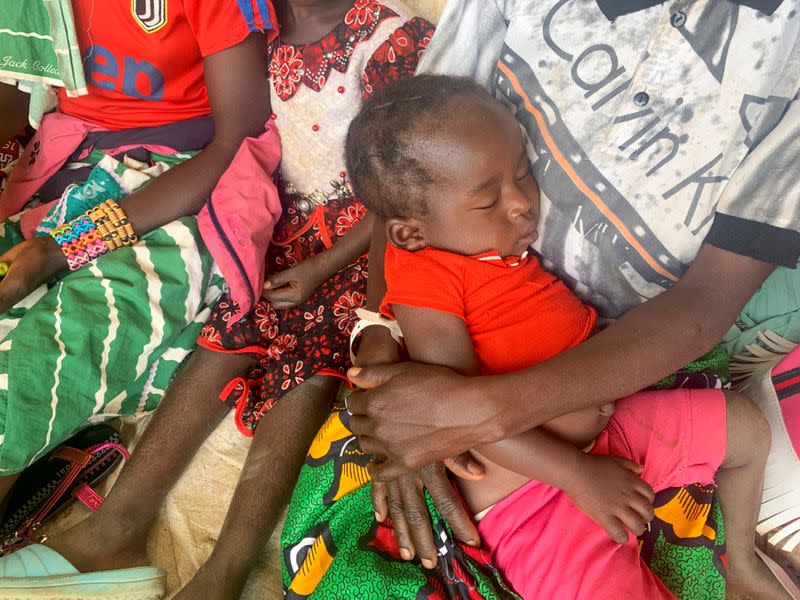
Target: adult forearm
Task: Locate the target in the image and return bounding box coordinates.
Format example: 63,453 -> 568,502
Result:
120,138 -> 254,235
480,245 -> 774,442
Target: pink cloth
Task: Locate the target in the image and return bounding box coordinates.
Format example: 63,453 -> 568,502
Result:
0,110 -> 283,316
771,345 -> 800,458
477,388 -> 727,600
197,124 -> 283,320
0,112 -> 102,223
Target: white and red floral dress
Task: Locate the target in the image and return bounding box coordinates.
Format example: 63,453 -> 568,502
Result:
198,0 -> 434,436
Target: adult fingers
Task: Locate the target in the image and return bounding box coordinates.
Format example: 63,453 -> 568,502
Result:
618,508 -> 647,537
372,479 -> 389,522
397,474 -> 438,568
419,463 -> 480,546
601,515 -> 630,545
367,458 -> 412,482
385,479 -> 416,561
346,363 -> 407,394
0,248 -> 29,313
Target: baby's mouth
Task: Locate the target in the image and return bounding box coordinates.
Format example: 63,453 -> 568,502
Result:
517,221 -> 539,248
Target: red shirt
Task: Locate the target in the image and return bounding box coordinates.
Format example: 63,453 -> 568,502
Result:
58,0 -> 277,130
381,245 -> 597,375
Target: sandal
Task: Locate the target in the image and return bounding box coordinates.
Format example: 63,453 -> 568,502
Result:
0,543 -> 165,599
756,546 -> 800,599
0,424 -> 129,553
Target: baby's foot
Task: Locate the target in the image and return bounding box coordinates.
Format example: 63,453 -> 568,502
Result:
727,549 -> 797,600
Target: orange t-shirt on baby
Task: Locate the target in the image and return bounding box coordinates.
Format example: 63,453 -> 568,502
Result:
380,244 -> 597,375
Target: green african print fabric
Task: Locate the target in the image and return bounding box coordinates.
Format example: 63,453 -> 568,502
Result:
281,404 -> 519,600
281,347 -> 731,599
0,153 -> 223,473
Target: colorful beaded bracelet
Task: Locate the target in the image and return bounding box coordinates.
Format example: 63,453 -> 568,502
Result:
50,215 -> 111,271
86,200 -> 138,249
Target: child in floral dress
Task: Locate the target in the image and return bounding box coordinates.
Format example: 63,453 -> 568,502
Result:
199,0 -> 434,434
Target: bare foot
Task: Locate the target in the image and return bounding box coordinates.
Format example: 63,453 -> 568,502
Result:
727,550 -> 795,600
43,513 -> 149,573
172,560 -> 248,600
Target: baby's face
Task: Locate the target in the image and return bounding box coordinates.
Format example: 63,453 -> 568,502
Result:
414,99 -> 540,258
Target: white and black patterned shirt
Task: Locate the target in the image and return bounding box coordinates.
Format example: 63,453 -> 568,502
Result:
419,0 -> 800,318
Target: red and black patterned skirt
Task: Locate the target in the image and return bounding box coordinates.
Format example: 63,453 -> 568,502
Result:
198,196 -> 368,436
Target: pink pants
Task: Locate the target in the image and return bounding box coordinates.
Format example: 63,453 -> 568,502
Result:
477,389 -> 727,600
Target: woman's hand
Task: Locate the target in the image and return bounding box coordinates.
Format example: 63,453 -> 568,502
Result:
0,236 -> 67,313
370,462 -> 480,568
355,323 -> 480,565
564,454 -> 655,544
347,363 -> 495,479
261,254 -> 331,309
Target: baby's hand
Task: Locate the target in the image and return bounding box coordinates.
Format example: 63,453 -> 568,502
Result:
443,452 -> 485,480
262,255 -> 330,309
565,454 -> 655,544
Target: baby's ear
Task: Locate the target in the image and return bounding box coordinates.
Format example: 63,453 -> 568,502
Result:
386,217 -> 428,251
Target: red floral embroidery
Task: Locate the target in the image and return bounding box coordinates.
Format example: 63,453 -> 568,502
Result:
333,290 -> 366,333
335,203 -> 367,236
349,262 -> 368,283
303,334 -> 333,360
270,45 -> 305,100
199,323 -> 221,345
281,360 -> 306,390
362,18 -> 435,100
254,303 -> 279,339
267,333 -> 298,360
417,31 -> 431,59
215,299 -> 235,323
267,2 -> 398,100
345,0 -> 380,29
303,305 -> 325,331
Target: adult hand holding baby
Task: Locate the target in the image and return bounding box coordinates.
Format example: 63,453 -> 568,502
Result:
350,334 -> 482,567
347,362 -> 498,479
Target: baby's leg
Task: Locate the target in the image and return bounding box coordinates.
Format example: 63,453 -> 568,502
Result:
175,375 -> 340,600
719,391 -> 795,599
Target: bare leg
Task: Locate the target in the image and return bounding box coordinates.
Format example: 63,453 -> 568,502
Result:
45,348 -> 253,572
719,391 -> 793,600
173,375 -> 339,600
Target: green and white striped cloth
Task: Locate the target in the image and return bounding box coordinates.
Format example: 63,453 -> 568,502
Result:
0,216 -> 223,473
0,149 -> 223,473
0,0 -> 87,126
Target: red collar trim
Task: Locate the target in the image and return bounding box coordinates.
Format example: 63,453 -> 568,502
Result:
470,250 -> 530,268
268,1 -> 398,101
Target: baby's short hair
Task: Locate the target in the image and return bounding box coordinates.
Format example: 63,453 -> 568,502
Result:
345,74 -> 493,219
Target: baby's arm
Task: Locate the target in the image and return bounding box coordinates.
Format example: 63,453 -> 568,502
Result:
393,303 -> 655,543
262,212 -> 374,308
